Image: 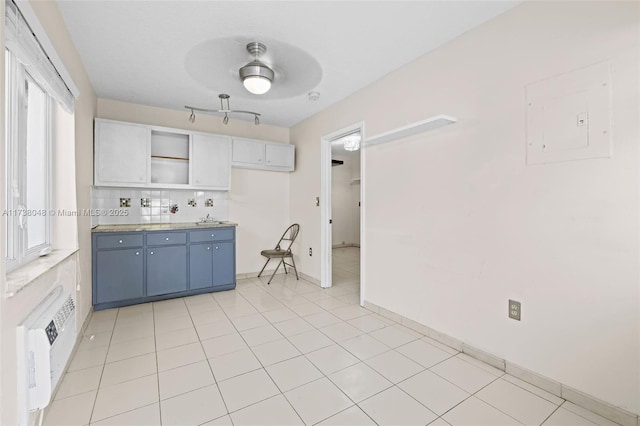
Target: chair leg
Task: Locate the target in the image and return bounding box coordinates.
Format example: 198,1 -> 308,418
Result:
257,258 -> 270,277
289,254 -> 299,280
267,257 -> 285,285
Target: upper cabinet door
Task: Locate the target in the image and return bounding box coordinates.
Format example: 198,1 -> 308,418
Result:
265,143 -> 295,170
232,138 -> 295,172
232,138 -> 265,166
95,120 -> 149,186
191,133 -> 231,189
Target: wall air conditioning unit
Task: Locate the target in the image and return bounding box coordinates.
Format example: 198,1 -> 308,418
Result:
16,287 -> 76,426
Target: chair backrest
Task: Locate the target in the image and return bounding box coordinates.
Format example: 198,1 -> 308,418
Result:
275,223 -> 300,253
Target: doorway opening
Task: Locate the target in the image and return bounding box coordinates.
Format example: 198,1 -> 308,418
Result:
320,122 -> 364,305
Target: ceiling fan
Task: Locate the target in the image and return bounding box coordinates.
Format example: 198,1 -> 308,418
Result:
185,93 -> 261,125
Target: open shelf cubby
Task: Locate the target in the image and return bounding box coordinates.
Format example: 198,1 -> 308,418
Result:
150,130 -> 189,185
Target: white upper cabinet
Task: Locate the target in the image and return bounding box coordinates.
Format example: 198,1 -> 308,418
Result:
94,119 -> 231,190
265,143 -> 294,169
231,138 -> 265,167
95,120 -> 149,186
191,133 -> 231,189
232,137 -> 294,172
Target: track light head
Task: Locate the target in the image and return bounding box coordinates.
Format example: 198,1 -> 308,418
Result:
254,115 -> 260,126
223,113 -> 229,125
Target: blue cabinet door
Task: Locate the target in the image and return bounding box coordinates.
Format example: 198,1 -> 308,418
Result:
147,246 -> 187,296
95,248 -> 144,303
189,243 -> 213,290
212,242 -> 234,287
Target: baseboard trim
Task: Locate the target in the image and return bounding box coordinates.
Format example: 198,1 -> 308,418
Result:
236,269 -> 287,280
363,300 -> 639,426
236,270 -> 320,286
300,272 -> 321,286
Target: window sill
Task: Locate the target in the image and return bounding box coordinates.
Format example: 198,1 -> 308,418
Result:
5,249 -> 78,298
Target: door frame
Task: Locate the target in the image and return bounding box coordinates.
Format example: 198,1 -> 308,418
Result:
320,122 -> 365,304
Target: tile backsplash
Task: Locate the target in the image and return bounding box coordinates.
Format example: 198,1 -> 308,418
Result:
91,187 -> 229,226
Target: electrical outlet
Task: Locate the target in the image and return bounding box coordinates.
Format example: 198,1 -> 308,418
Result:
508,300 -> 521,321
309,248 -> 312,256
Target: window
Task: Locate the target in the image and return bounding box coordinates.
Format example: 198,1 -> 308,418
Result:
4,47 -> 53,271
4,0 -> 78,274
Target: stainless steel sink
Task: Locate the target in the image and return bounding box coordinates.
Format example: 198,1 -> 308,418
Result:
196,221 -> 226,225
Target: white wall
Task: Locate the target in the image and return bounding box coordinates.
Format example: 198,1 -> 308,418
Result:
290,1 -> 639,415
331,154 -> 360,246
0,1 -> 98,425
96,99 -> 292,275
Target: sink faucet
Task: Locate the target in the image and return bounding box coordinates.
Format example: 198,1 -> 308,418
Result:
199,214 -> 214,223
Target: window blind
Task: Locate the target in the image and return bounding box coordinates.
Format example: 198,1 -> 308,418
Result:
5,0 -> 77,113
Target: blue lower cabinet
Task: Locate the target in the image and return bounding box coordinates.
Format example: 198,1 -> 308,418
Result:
92,227 -> 235,310
212,242 -> 234,287
147,245 -> 188,296
95,248 -> 144,303
189,243 -> 214,290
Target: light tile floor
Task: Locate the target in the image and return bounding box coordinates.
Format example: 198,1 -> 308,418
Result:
44,248 -> 619,426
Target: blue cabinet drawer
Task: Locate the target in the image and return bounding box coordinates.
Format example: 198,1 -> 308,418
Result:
190,228 -> 234,243
147,232 -> 187,246
95,233 -> 143,249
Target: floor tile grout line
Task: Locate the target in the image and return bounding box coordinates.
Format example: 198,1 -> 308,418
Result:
555,401 -> 611,426
249,277 -> 395,423
209,290 -> 308,424
87,401 -> 158,426
85,307 -> 118,425
469,375 -> 565,424
152,301 -> 163,425
184,294 -> 233,420
540,404 -> 565,426
500,374 -> 566,406
224,277 -> 363,424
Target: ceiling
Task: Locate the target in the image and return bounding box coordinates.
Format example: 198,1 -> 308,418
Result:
57,1 -> 519,128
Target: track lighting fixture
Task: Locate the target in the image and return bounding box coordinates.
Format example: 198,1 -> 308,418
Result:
185,94 -> 261,126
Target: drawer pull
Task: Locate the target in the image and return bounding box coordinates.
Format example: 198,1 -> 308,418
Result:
150,251 -> 154,255
135,252 -> 139,256
118,240 -> 123,244
211,234 -> 215,237
207,246 -> 211,250
165,237 -> 169,241
215,246 -> 219,250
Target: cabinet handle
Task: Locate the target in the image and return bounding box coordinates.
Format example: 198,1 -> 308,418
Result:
211,234 -> 215,237
207,246 -> 211,250
165,237 -> 169,241
215,246 -> 219,250
150,251 -> 154,255
118,240 -> 123,244
135,252 -> 139,255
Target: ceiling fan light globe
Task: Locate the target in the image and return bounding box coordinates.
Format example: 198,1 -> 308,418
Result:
243,76 -> 271,95
239,59 -> 274,95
